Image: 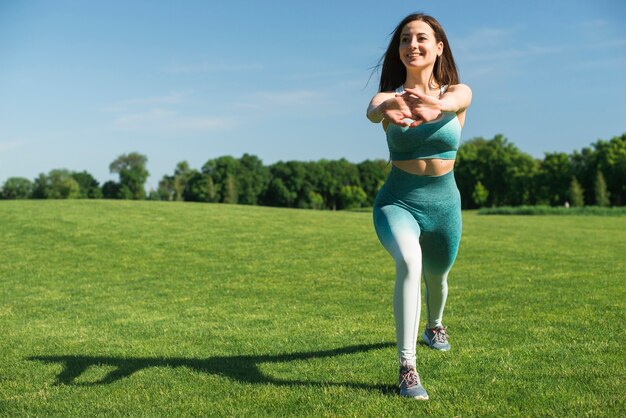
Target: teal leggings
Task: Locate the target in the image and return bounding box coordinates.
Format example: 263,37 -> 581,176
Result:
373,166 -> 462,366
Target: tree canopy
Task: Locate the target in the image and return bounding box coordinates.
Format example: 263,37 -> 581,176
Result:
2,133 -> 625,209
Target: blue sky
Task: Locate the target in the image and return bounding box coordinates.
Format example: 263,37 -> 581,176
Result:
1,0 -> 625,190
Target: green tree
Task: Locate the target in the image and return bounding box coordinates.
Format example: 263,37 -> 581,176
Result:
32,174 -> 49,199
455,137 -> 485,209
118,184 -> 134,200
223,175 -> 238,204
32,169 -> 80,199
157,175 -> 176,201
569,177 -> 584,207
236,154 -> 269,205
184,171 -> 217,202
1,177 -> 33,199
307,191 -> 325,210
261,161 -> 305,208
262,177 -> 295,207
357,159 -> 389,206
147,189 -> 161,200
456,135 -> 537,208
302,162 -> 328,209
202,156 -> 239,203
101,180 -> 121,199
317,159 -> 361,210
594,171 -> 610,207
338,185 -> 367,210
109,152 -> 149,200
591,134 -> 626,205
570,147 -> 594,205
171,161 -> 194,201
535,152 -> 571,205
472,181 -> 489,207
72,171 -> 102,199
156,161 -> 195,201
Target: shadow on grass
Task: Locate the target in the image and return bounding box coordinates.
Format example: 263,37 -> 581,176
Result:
28,342 -> 396,395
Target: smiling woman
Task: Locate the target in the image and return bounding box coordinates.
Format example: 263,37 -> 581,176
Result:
366,12 -> 472,401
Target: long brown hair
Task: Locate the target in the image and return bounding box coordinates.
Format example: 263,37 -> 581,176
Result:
377,13 -> 459,92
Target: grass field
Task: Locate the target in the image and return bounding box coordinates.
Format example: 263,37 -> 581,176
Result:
0,200 -> 624,417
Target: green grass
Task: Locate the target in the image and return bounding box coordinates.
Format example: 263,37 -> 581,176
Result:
0,200 -> 624,417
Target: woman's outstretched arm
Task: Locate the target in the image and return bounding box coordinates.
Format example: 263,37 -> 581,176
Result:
367,92 -> 413,126
401,84 -> 472,127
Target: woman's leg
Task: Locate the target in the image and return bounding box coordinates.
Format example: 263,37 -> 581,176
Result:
421,196 -> 462,330
374,204 -> 423,367
422,264 -> 450,329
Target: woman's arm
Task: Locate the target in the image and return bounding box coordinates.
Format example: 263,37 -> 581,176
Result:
367,92 -> 412,126
402,84 -> 472,127
439,84 -> 472,114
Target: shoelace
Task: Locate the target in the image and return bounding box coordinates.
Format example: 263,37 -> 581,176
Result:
399,367 -> 419,387
432,327 -> 448,344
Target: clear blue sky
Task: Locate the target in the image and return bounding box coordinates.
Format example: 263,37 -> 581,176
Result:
1,0 -> 625,190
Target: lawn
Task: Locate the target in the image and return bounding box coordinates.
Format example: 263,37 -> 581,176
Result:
0,200 -> 624,416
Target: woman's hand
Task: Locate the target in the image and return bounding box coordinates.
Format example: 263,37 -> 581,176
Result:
367,93 -> 412,127
368,84 -> 471,128
400,88 -> 443,127
379,96 -> 414,127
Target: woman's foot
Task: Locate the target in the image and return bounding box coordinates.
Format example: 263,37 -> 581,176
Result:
422,326 -> 451,351
399,363 -> 429,400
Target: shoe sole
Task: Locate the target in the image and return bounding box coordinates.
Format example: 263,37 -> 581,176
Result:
400,392 -> 429,400
422,331 -> 451,351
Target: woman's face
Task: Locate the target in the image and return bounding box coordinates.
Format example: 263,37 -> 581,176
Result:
398,20 -> 443,70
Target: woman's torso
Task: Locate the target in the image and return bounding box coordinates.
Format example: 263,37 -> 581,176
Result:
382,87 -> 465,176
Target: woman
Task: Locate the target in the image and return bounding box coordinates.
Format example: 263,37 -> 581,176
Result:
367,13 -> 471,400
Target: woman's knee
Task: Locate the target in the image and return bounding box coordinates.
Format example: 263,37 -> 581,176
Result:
393,250 -> 422,276
423,270 -> 448,290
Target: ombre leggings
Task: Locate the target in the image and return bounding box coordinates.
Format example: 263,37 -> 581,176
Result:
373,166 -> 462,366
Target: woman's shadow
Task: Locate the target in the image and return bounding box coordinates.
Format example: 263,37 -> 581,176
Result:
28,342 -> 396,394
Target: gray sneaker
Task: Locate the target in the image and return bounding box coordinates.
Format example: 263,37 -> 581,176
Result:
399,364 -> 429,400
422,326 -> 451,351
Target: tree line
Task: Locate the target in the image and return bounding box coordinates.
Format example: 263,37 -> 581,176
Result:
2,133 -> 624,209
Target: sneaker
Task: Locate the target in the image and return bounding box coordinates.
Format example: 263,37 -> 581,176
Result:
422,326 -> 451,351
399,364 -> 429,400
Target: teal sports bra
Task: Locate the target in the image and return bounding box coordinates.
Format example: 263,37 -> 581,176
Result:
385,86 -> 461,160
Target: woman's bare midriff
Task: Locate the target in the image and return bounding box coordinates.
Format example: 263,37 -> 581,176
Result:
392,159 -> 455,176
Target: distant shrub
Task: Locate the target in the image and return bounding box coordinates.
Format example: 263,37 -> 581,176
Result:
569,177 -> 585,207
478,206 -> 626,216
595,171 -> 610,207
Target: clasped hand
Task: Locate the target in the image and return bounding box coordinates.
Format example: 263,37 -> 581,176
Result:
382,87 -> 443,128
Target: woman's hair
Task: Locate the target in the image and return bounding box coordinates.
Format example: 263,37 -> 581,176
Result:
376,13 -> 459,92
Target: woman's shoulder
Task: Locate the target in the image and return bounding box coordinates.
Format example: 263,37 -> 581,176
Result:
374,90 -> 397,98
442,84 -> 472,109
369,90 -> 397,108
446,83 -> 472,93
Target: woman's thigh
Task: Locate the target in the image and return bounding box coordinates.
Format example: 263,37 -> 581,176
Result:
373,204 -> 423,262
